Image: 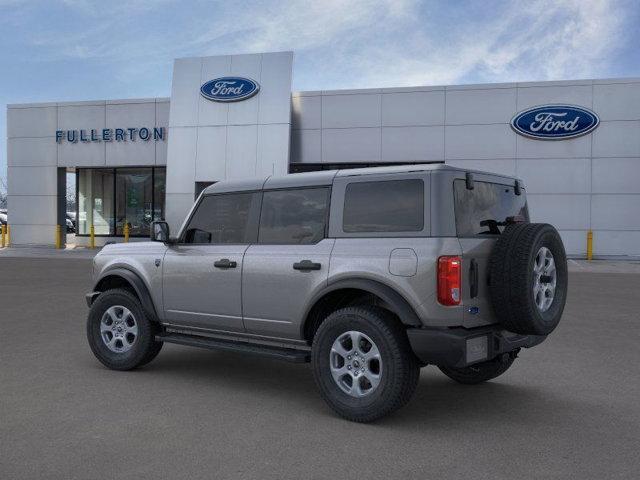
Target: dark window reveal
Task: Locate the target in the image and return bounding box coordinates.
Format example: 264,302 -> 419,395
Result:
453,179 -> 529,236
184,193 -> 258,244
343,179 -> 424,233
259,188 -> 329,244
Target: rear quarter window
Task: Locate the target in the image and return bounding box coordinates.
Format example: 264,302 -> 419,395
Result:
343,179 -> 424,233
454,179 -> 528,236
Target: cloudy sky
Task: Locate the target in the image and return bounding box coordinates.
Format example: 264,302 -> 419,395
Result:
1,0 -> 639,187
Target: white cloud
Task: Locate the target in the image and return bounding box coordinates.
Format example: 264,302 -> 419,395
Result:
16,0 -> 631,88
323,0 -> 627,88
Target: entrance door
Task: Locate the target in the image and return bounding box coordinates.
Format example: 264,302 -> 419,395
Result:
242,187 -> 332,340
162,191 -> 261,332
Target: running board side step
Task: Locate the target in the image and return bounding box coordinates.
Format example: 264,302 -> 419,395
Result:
155,332 -> 311,363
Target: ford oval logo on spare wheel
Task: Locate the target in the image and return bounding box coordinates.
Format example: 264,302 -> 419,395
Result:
511,104 -> 599,140
200,77 -> 260,102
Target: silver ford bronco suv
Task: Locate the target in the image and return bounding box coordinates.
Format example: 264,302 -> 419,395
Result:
86,164 -> 567,422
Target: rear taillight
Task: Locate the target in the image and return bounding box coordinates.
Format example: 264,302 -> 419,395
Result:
437,256 -> 461,306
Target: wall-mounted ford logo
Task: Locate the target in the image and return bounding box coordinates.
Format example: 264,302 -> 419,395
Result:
511,105 -> 599,140
200,77 -> 260,102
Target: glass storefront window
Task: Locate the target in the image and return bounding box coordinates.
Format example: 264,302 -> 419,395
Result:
78,169 -> 114,235
77,167 -> 166,237
154,169 -> 166,223
115,169 -> 153,236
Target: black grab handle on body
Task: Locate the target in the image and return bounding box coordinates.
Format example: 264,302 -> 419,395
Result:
214,258 -> 237,269
293,260 -> 321,271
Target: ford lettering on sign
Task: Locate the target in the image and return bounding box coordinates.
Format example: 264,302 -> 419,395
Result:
511,105 -> 599,140
200,77 -> 260,102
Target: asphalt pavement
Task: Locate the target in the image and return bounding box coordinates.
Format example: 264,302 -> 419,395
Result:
1,256 -> 639,479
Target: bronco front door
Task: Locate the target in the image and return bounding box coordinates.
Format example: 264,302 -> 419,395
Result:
162,192 -> 261,333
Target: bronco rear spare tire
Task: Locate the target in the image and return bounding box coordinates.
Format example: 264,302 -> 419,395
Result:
489,223 -> 567,335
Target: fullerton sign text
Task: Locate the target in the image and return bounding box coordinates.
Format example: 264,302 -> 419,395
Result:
55,127 -> 165,143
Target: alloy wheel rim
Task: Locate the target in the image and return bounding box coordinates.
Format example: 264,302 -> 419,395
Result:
100,305 -> 138,353
533,246 -> 557,312
329,331 -> 382,397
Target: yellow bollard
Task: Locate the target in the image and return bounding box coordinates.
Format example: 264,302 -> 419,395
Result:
587,230 -> 593,261
1,224 -> 5,248
6,224 -> 10,246
123,222 -> 130,243
89,224 -> 95,249
55,224 -> 62,249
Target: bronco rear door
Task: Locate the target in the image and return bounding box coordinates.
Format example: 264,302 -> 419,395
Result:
453,176 -> 529,328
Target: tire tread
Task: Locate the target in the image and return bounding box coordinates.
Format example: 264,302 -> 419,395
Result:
87,288 -> 163,370
312,306 -> 419,423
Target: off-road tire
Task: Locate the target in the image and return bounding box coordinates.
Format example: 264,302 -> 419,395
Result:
139,338 -> 164,367
312,306 -> 420,423
439,354 -> 516,385
87,288 -> 163,371
489,223 -> 567,335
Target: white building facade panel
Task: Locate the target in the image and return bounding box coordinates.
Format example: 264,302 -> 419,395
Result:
290,129 -> 321,164
445,88 -> 516,125
7,106 -> 57,138
381,90 -> 445,126
7,137 -> 57,167
592,82 -> 640,120
7,166 -> 58,196
381,126 -> 444,162
592,157 -> 640,193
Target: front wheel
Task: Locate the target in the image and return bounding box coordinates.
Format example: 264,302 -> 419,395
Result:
86,288 -> 163,371
312,306 -> 419,423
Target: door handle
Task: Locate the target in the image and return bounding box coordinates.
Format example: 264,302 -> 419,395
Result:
214,258 -> 237,269
293,260 -> 321,271
469,259 -> 479,298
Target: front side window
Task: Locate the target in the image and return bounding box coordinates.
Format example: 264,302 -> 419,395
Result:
343,179 -> 424,233
184,193 -> 258,244
259,188 -> 329,244
453,179 -> 529,236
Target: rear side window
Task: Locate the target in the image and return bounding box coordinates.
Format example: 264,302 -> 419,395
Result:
259,188 -> 329,244
343,179 -> 424,233
183,193 -> 259,244
454,179 -> 528,236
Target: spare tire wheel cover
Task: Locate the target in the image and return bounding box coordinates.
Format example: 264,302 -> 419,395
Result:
489,223 -> 567,335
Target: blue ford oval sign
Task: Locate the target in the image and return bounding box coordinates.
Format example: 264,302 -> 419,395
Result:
511,105 -> 599,140
200,77 -> 260,102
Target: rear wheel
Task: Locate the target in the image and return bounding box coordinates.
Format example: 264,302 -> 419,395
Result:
439,353 -> 516,385
312,306 -> 419,423
86,288 -> 163,371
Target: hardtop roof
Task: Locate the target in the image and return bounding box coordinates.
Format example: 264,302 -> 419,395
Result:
202,163 -> 520,195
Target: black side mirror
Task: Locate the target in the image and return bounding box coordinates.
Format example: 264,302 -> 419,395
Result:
151,221 -> 170,243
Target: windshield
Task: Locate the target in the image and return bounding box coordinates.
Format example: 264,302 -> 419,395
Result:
453,179 -> 528,236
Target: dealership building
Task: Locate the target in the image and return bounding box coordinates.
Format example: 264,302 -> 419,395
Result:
6,51 -> 640,257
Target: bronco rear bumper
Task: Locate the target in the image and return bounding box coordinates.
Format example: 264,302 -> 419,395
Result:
407,325 -> 546,368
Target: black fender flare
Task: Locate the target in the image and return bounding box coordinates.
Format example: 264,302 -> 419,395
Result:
302,278 -> 422,333
91,267 -> 159,320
